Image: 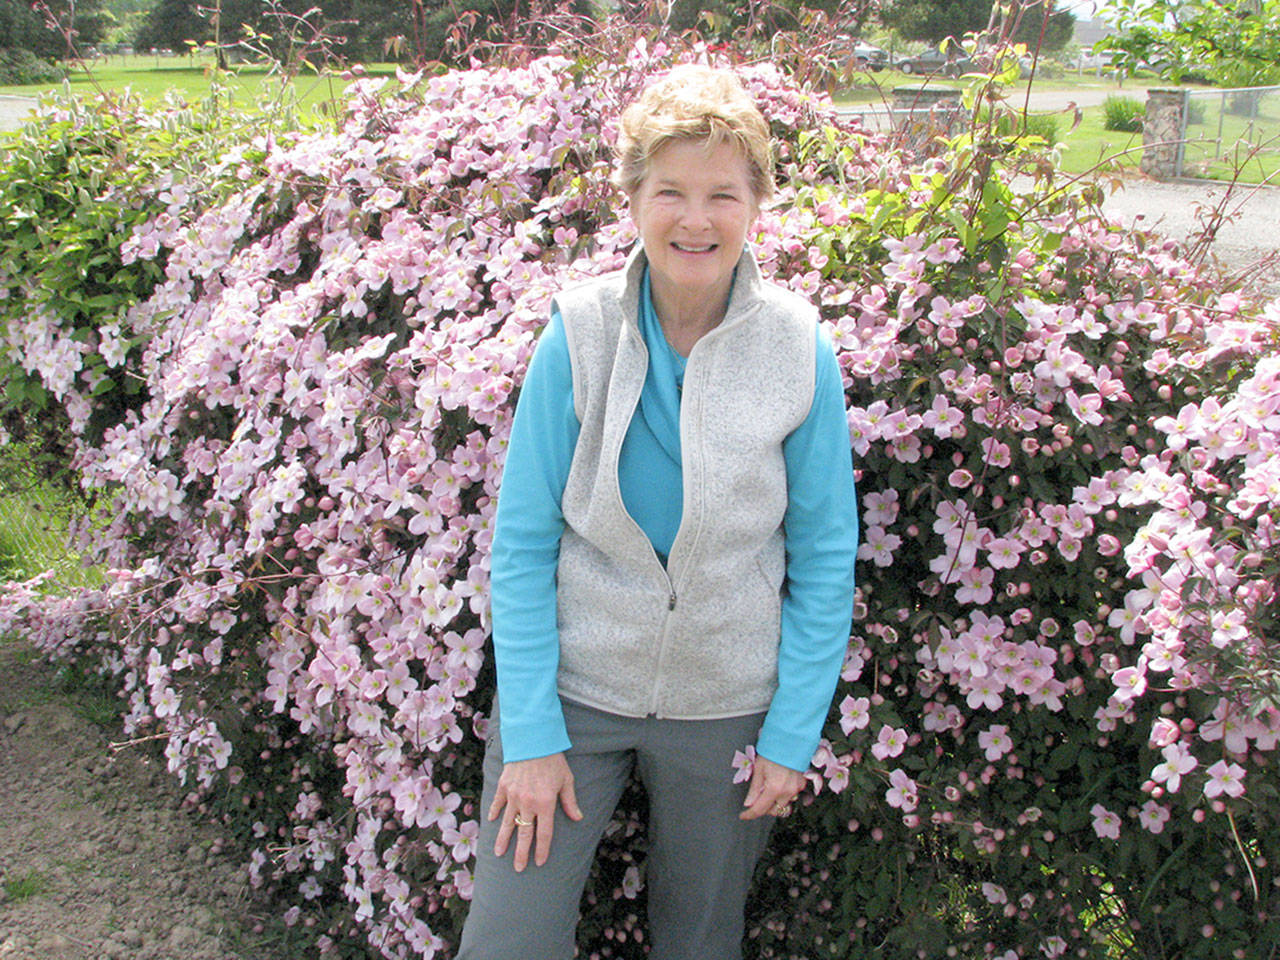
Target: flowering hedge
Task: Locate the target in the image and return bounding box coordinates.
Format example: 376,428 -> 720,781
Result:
2,41 -> 1279,960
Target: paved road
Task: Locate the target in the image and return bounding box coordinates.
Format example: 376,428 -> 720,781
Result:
2,87 -> 1275,297
0,94 -> 36,130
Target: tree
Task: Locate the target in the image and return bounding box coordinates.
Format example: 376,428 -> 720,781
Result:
879,0 -> 1073,52
1009,0 -> 1073,52
133,0 -> 218,51
132,0 -> 562,64
618,0 -> 878,39
1100,0 -> 1280,86
0,0 -> 109,58
879,0 -> 989,44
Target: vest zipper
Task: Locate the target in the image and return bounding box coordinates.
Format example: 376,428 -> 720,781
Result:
649,575 -> 680,716
615,323 -> 682,715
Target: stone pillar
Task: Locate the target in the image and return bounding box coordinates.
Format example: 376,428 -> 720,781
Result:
1140,88 -> 1187,179
891,86 -> 965,158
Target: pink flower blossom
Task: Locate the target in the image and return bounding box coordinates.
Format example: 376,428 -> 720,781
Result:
1149,718 -> 1180,748
885,768 -> 919,812
872,725 -> 907,760
1151,742 -> 1198,793
862,489 -> 900,527
1202,760 -> 1246,799
839,695 -> 871,735
1091,803 -> 1121,840
1138,800 -> 1170,834
858,526 -> 903,567
978,724 -> 1013,761
1111,664 -> 1147,702
985,537 -> 1025,570
954,566 -> 995,605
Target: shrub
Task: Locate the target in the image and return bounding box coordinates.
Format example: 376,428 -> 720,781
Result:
979,105 -> 1060,146
1103,94 -> 1145,133
1026,58 -> 1065,81
1228,90 -> 1265,117
0,47 -> 62,84
1,38 -> 1278,960
0,86 -> 304,483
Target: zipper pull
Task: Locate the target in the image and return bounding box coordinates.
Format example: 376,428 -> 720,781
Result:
668,591 -> 677,611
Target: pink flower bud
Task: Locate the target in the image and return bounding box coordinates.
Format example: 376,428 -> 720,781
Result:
1150,718 -> 1180,747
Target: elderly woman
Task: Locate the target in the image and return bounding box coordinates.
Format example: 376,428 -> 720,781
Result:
458,65 -> 858,959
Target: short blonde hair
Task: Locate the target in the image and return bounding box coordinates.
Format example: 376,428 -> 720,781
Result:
614,65 -> 774,203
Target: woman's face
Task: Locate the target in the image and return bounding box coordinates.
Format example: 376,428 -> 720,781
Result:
630,138 -> 759,315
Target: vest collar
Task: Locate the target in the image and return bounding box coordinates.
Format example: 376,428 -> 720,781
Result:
620,244 -> 764,334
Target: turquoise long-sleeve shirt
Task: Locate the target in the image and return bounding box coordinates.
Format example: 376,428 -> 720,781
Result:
490,270 -> 858,772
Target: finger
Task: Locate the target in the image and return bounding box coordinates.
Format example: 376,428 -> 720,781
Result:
493,809 -> 516,858
742,765 -> 767,810
534,810 -> 556,867
740,800 -> 771,820
487,783 -> 507,822
740,787 -> 784,820
560,778 -> 583,821
512,817 -> 535,873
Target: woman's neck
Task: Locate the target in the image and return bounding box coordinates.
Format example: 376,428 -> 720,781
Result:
651,278 -> 733,357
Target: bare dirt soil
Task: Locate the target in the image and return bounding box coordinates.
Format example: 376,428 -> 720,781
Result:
0,638 -> 271,960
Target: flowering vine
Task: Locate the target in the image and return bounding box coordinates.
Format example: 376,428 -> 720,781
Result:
1,39 -> 1278,960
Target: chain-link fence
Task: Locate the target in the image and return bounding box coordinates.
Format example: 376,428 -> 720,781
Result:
1179,85 -> 1280,182
0,445 -> 95,587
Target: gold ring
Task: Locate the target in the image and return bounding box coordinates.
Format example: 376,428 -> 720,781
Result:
513,814 -> 533,827
772,802 -> 793,817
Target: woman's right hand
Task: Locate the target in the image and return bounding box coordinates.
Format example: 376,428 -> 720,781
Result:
489,752 -> 583,871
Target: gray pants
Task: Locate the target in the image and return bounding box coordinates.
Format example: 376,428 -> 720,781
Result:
457,700 -> 774,960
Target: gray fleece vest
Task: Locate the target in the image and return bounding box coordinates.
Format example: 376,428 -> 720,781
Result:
551,246 -> 817,719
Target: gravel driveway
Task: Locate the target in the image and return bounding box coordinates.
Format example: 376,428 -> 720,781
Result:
1088,176 -> 1279,296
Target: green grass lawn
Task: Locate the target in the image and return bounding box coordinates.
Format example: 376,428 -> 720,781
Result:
1051,103 -> 1279,183
1181,96 -> 1280,183
0,52 -> 399,118
1049,108 -> 1144,177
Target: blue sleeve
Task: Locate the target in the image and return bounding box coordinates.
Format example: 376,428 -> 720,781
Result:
755,325 -> 858,772
489,309 -> 579,763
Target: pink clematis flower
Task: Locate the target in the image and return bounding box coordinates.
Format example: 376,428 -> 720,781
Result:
1203,760 -> 1246,799
1091,803 -> 1121,840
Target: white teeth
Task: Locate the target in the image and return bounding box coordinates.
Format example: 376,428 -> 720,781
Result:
673,243 -> 714,252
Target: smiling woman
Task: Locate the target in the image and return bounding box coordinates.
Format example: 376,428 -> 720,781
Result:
628,139 -> 759,353
456,64 -> 859,960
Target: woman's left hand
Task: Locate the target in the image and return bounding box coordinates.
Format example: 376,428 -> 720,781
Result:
740,754 -> 805,820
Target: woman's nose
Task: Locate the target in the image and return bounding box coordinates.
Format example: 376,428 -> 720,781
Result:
677,198 -> 712,228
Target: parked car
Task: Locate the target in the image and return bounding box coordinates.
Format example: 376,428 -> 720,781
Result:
851,41 -> 888,71
1076,50 -> 1117,71
896,47 -> 974,77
